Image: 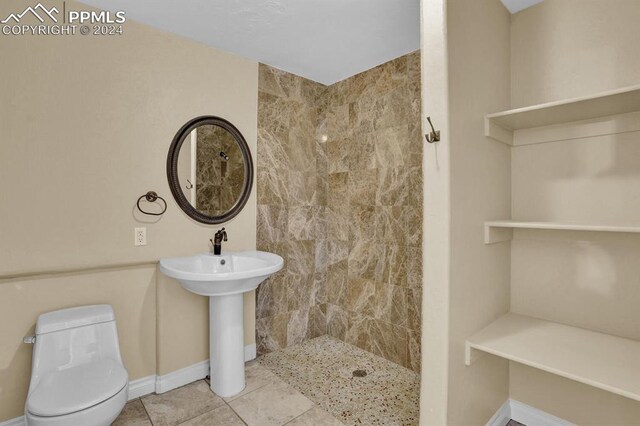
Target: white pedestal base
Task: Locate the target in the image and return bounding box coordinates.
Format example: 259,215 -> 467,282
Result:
209,294 -> 245,397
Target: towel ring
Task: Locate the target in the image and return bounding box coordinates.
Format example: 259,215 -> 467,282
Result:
137,191 -> 167,216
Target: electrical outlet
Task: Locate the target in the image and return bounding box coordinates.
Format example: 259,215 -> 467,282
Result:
134,227 -> 147,246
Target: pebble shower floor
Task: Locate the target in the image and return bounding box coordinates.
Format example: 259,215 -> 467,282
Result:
258,336 -> 420,425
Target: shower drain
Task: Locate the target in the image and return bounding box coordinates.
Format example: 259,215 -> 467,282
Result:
352,369 -> 367,377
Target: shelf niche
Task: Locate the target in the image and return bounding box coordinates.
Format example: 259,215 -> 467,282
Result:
484,220 -> 640,244
485,84 -> 640,146
466,313 -> 640,402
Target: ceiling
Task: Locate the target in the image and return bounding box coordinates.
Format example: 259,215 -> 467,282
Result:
78,0 -> 420,85
500,0 -> 544,14
78,1 -> 543,85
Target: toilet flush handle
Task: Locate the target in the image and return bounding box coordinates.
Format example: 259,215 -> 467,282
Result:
23,335 -> 36,344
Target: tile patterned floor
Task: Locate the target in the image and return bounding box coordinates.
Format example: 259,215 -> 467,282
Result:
113,368 -> 337,426
114,336 -> 420,426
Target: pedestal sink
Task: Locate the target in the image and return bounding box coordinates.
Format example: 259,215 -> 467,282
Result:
159,251 -> 283,397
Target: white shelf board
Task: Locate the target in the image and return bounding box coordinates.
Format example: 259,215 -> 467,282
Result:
484,220 -> 640,244
466,313 -> 640,402
485,84 -> 640,145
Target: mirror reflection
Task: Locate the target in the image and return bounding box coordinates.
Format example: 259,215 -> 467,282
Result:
176,124 -> 246,217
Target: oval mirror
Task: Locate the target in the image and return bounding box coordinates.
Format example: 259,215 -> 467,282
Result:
167,116 -> 253,224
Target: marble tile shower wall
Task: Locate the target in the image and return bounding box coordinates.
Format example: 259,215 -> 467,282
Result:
256,65 -> 328,355
256,51 -> 422,372
323,52 -> 422,372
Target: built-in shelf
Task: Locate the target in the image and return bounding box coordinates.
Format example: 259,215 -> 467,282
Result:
466,313 -> 640,402
485,84 -> 640,145
484,220 -> 640,244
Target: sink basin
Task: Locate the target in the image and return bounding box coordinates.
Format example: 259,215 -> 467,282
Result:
159,250 -> 283,398
159,251 -> 283,296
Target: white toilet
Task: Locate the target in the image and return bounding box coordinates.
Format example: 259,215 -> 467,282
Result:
25,305 -> 129,426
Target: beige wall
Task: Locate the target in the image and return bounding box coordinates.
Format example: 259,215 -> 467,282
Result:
420,0 -> 512,423
511,0 -> 640,108
419,0 -> 450,423
510,364 -> 640,425
0,0 -> 258,421
446,0 -> 512,423
423,1 -> 640,423
0,0 -> 257,276
509,0 -> 640,422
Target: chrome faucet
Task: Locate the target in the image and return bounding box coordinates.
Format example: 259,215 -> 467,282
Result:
210,228 -> 228,255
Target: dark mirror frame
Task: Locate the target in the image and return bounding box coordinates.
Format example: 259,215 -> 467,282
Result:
167,116 -> 254,224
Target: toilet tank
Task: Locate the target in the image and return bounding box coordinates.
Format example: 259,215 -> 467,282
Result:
28,305 -> 124,393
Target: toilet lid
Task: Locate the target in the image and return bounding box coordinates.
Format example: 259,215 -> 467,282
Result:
27,358 -> 128,417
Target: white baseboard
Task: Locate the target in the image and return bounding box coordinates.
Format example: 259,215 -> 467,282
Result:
0,344 -> 258,425
155,359 -> 210,394
509,399 -> 575,426
487,399 -> 575,426
155,344 -> 257,394
0,416 -> 24,426
245,343 -> 257,361
128,375 -> 156,400
486,399 -> 511,426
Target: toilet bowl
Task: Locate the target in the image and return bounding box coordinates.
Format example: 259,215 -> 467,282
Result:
25,305 -> 129,426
